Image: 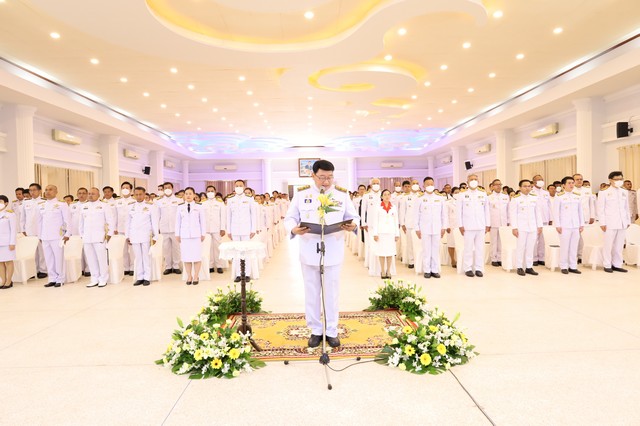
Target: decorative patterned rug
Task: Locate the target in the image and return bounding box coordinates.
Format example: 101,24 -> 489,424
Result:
228,310 -> 412,361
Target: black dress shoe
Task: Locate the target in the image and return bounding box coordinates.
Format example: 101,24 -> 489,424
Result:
517,268 -> 526,276
163,269 -> 172,275
54,283 -> 62,287
82,272 -> 91,277
491,261 -> 500,267
525,268 -> 538,276
234,276 -> 241,283
192,281 -> 199,286
0,282 -> 13,289
475,271 -> 483,277
612,266 -> 628,273
532,261 -> 539,267
127,271 -> 134,276
44,282 -> 56,287
133,280 -> 143,286
465,271 -> 474,277
423,273 -> 431,279
173,269 -> 182,275
209,268 -> 215,273
408,264 -> 414,269
217,268 -> 223,274
577,259 -> 582,264
561,269 -> 569,274
431,273 -> 441,279
538,261 -> 546,266
326,336 -> 341,348
186,281 -> 192,286
37,272 -> 48,279
497,261 -> 502,266
568,268 -> 581,274
604,267 -> 613,273
143,280 -> 150,286
308,334 -> 322,348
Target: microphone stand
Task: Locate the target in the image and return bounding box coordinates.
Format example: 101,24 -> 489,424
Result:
317,218 -> 332,390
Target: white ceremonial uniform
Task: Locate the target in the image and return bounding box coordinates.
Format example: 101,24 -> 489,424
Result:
553,191 -> 584,270
284,184 -> 359,338
126,201 -> 159,282
21,196 -> 47,274
69,200 -> 90,273
446,197 -> 458,249
226,193 -> 257,277
488,191 -> 510,262
0,209 -> 18,262
415,191 -> 448,275
360,190 -> 382,270
351,195 -> 364,257
456,188 -> 490,273
10,200 -> 23,233
368,203 -> 400,276
576,186 -> 596,259
157,195 -> 183,270
203,197 -> 227,269
390,191 -> 403,255
597,185 -> 630,269
79,200 -> 115,286
176,202 -> 206,263
531,187 -> 552,262
398,192 -> 420,265
37,198 -> 71,284
115,196 -> 136,272
509,193 -> 542,269
627,189 -> 638,223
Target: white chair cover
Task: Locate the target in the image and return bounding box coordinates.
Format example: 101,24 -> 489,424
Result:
13,236 -> 39,283
107,235 -> 126,284
64,236 -> 83,283
542,226 -> 561,272
581,225 -> 605,270
498,226 -> 518,272
623,224 -> 640,266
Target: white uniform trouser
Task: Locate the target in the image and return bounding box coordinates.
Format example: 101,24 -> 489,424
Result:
123,242 -> 134,272
404,228 -> 415,265
559,228 -> 580,270
208,233 -> 225,268
161,232 -> 181,269
42,239 -> 65,283
132,242 -> 151,281
411,230 -> 423,273
84,241 -> 109,284
603,228 -> 626,268
515,231 -> 537,269
463,230 -> 485,272
533,223 -> 548,262
232,234 -> 252,277
301,263 -> 341,338
357,228 -> 365,259
363,230 -> 373,268
34,240 -> 47,273
421,234 -> 441,274
490,227 -> 502,262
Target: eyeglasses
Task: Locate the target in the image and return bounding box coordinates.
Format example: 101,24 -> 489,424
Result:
315,175 -> 334,182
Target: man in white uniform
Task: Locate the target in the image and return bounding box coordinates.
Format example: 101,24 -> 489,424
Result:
360,178 -> 382,272
531,174 -> 552,266
509,180 -> 542,276
553,176 -> 584,274
115,181 -> 136,276
37,185 -> 70,287
415,177 -> 448,279
398,179 -> 421,268
157,182 -> 182,275
623,180 -> 638,223
11,187 -> 25,233
69,187 -> 91,276
203,185 -> 227,274
126,187 -> 159,286
102,186 -> 117,208
488,179 -> 510,267
573,173 -> 596,263
21,183 -> 47,278
79,188 -> 116,288
285,160 -> 359,348
457,174 -> 490,277
597,171 -> 630,273
227,180 -> 257,282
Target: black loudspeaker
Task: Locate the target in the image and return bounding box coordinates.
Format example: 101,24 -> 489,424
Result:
464,161 -> 473,170
616,122 -> 633,138
143,166 -> 151,175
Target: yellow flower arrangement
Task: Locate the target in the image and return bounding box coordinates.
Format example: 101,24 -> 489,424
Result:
228,348 -> 241,360
194,350 -> 203,361
200,332 -> 210,341
230,332 -> 241,342
404,345 -> 416,356
402,325 -> 414,334
420,353 -> 432,366
436,344 -> 447,355
317,193 -> 339,225
211,359 -> 222,369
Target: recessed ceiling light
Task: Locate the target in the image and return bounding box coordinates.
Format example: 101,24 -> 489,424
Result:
229,124 -> 233,127
304,11 -> 314,19
348,125 -> 353,128
50,32 -> 60,39
308,96 -> 313,101
201,97 -> 207,102
553,27 -> 563,34
352,118 -> 356,122
418,124 -> 422,127
516,53 -> 525,60
493,10 -> 503,19
397,28 -> 407,36
489,72 -> 496,78
253,102 -> 259,107
451,99 -> 458,104
197,127 -> 201,131
119,77 -> 128,83
380,128 -> 385,131
386,121 -> 391,125
175,113 -> 181,117
239,75 -> 246,81
143,92 -> 150,97
438,109 -> 444,113
259,112 -> 264,116
160,104 -> 167,109
462,42 -> 471,49
212,108 -> 218,113
427,117 -> 432,121
411,95 -> 418,100
90,58 -> 99,65
468,87 -> 475,93
384,54 -> 393,61
187,121 -> 192,125
424,81 -> 431,87
308,122 -> 312,126
308,115 -> 312,119
221,117 -> 226,121
247,90 -> 253,96
307,106 -> 313,110
440,64 -> 448,71
170,67 -> 178,74
264,120 -> 268,123
402,104 -> 410,110
187,84 -> 195,90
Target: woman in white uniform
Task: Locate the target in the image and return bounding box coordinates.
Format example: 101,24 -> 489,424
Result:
370,189 -> 400,279
0,195 -> 17,289
175,187 -> 206,285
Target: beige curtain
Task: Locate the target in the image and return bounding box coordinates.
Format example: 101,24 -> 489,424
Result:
206,180 -> 237,197
619,144 -> 640,189
520,160 -> 545,182
519,155 -> 576,183
35,164 -> 69,195
436,176 -> 453,189
379,177 -> 412,192
476,169 -> 497,189
68,169 -> 94,194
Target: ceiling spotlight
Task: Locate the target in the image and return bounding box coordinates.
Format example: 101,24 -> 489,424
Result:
402,104 -> 410,110
143,92 -> 150,97
201,97 -> 208,102
384,54 -> 393,61
50,32 -> 61,39
253,102 -> 259,107
187,121 -> 192,125
187,84 -> 195,90
119,77 -> 128,83
489,72 -> 496,78
170,67 -> 178,74
221,117 -> 226,121
516,53 -> 525,60
304,10 -> 314,19
493,10 -> 503,19
424,81 -> 431,87
239,75 -> 246,81
212,108 -> 218,113
229,124 -> 233,127
308,115 -> 312,119
397,28 -> 407,36
259,112 -> 264,116
553,27 -> 563,34
160,104 -> 167,108
418,124 -> 423,127
247,90 -> 253,96
451,99 -> 458,104
386,121 -> 391,125
90,58 -> 99,65
175,113 -> 181,117
468,87 -> 475,93
427,117 -> 432,121
440,64 -> 448,71
462,42 -> 471,49
380,128 -> 385,131
197,127 -> 201,131
307,106 -> 313,110
307,96 -> 313,101
438,109 -> 444,113
411,95 -> 418,100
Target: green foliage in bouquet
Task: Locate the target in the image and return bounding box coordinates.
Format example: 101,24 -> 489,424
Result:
365,279 -> 428,321
200,284 -> 265,326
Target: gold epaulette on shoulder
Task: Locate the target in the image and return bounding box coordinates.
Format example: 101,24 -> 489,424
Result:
418,191 -> 424,196
513,193 -> 521,198
572,191 -> 581,196
101,199 -> 107,203
437,191 -> 447,197
557,191 -> 566,196
12,200 -> 17,203
227,193 -> 235,198
530,192 -> 537,196
6,209 -> 14,213
145,201 -> 153,205
335,185 -> 347,193
460,188 -> 467,192
297,185 -> 310,192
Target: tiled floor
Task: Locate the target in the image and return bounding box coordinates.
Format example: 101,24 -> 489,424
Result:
1,238 -> 639,425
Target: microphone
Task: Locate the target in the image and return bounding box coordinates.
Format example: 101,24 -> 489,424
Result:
320,188 -> 325,194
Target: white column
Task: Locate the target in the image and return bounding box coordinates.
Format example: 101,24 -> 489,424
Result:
427,156 -> 435,178
149,150 -> 165,192
573,98 -> 605,182
347,157 -> 356,189
98,135 -> 120,188
451,146 -> 466,185
262,159 -> 272,193
495,129 -> 516,184
182,160 -> 190,189
0,105 -> 37,195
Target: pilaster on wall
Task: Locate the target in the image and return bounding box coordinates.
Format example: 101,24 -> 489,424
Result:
182,160 -> 190,188
451,146 -> 467,185
262,159 -> 272,193
1,104 -> 37,195
573,98 -> 605,182
495,129 -> 516,184
98,134 -> 120,188
149,150 -> 164,191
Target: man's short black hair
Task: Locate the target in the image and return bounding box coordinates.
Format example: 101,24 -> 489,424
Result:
234,179 -> 245,185
0,195 -> 9,204
121,181 -> 133,190
164,182 -> 174,189
134,186 -> 146,193
519,179 -> 532,187
561,176 -> 574,185
423,176 -> 434,183
358,185 -> 366,190
608,171 -> 623,180
103,186 -> 114,192
312,159 -> 334,174
29,183 -> 41,190
402,180 -> 411,186
206,185 -> 215,191
15,187 -> 25,193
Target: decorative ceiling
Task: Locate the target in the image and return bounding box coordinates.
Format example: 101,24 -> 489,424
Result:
0,0 -> 639,157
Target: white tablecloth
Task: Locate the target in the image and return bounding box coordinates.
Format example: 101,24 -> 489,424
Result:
219,241 -> 267,261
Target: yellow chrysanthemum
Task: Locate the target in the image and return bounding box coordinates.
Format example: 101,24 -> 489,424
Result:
420,353 -> 432,366
194,350 -> 203,361
230,332 -> 241,342
200,332 -> 210,341
428,325 -> 438,333
182,328 -> 191,336
211,359 -> 222,369
402,325 -> 413,334
228,348 -> 241,360
437,344 -> 447,355
404,345 -> 415,356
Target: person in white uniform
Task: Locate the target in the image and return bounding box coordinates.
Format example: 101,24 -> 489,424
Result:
10,188 -> 25,233
488,179 -> 510,267
176,187 -> 207,285
21,183 -> 48,278
126,187 -> 159,286
79,188 -> 116,288
203,186 -> 227,274
509,180 -> 542,276
623,180 -> 638,223
597,171 -> 631,273
573,173 -> 596,263
553,176 -> 584,274
157,182 -> 183,275
398,179 -> 421,268
360,178 -> 382,272
457,174 -> 490,277
115,181 -> 136,276
445,186 -> 461,268
227,180 -> 257,282
369,189 -> 399,279
0,195 -> 17,289
531,175 -> 552,266
415,177 -> 448,279
37,185 -> 70,287
101,186 -> 117,208
285,159 -> 359,348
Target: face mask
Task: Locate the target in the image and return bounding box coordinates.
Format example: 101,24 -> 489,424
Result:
207,192 -> 215,199
425,185 -> 435,193
614,180 -> 624,188
555,186 -> 562,193
411,184 -> 420,192
394,186 -> 401,192
0,202 -> 5,210
121,188 -> 130,196
468,180 -> 478,189
536,180 -> 544,188
235,187 -> 244,195
164,189 -> 172,196
371,184 -> 380,192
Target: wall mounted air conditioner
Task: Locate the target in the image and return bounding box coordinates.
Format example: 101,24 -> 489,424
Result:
381,161 -> 403,169
123,149 -> 140,160
164,160 -> 175,169
439,155 -> 452,164
475,144 -> 491,154
52,129 -> 82,145
214,164 -> 237,171
530,123 -> 559,138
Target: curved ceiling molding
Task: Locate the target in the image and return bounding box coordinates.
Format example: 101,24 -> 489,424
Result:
327,129 -> 444,152
308,61 -> 424,92
212,0 -> 336,14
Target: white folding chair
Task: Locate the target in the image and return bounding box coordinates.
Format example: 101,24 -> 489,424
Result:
623,224 -> 640,267
542,226 -> 561,272
484,231 -> 491,265
439,234 -> 449,265
107,235 -> 126,284
13,236 -> 39,283
64,236 -> 83,283
149,234 -> 164,282
582,225 -> 605,270
498,226 -> 518,272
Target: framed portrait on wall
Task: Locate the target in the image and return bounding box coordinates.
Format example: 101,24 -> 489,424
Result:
298,158 -> 319,177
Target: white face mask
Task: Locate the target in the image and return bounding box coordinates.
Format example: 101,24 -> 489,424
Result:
411,184 -> 420,192
121,188 -> 131,196
394,186 -> 401,192
207,192 -> 216,199
164,188 -> 172,196
614,180 -> 624,188
235,187 -> 244,195
555,186 -> 562,193
0,202 -> 5,210
468,180 -> 478,189
536,180 -> 545,188
371,184 -> 380,192
425,185 -> 435,193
